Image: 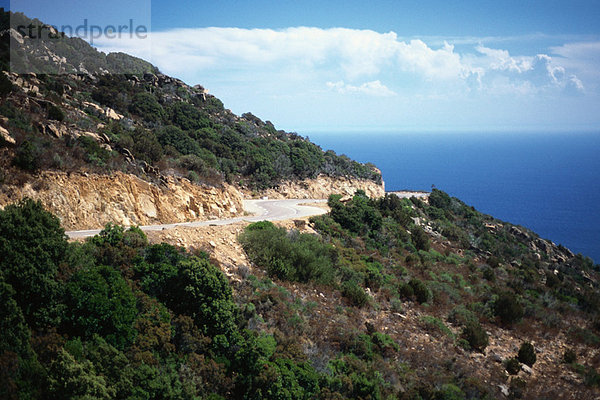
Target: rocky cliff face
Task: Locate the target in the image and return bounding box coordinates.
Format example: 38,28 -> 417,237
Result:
0,171 -> 243,230
251,175 -> 385,200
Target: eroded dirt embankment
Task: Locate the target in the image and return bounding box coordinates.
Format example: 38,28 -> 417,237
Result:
249,175 -> 385,199
0,171 -> 244,230
0,172 -> 384,231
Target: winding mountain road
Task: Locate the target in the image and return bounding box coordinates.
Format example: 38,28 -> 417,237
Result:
66,199 -> 328,239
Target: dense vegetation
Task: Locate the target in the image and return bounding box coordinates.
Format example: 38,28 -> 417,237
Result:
0,200 -> 328,399
3,189 -> 600,398
3,9 -> 600,399
0,10 -> 381,190
240,190 -> 600,398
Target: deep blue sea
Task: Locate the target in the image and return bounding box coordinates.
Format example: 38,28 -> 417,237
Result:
306,132 -> 600,263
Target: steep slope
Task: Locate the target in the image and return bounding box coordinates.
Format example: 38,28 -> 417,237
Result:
0,10 -> 381,189
0,10 -> 382,226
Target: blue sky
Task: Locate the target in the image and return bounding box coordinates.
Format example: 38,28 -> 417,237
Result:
9,0 -> 600,132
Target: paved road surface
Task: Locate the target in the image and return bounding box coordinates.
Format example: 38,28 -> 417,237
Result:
66,199 -> 328,239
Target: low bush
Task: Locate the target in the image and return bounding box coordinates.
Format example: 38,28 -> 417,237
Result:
398,282 -> 414,300
409,279 -> 431,304
448,305 -> 478,327
563,349 -> 577,364
461,321 -> 489,352
411,226 -> 430,251
517,342 -> 536,367
13,140 -> 41,171
494,292 -> 524,326
505,358 -> 521,375
342,281 -> 369,308
47,104 -> 65,121
239,221 -> 337,284
419,315 -> 454,338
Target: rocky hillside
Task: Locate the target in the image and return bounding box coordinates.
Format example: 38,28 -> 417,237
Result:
0,10 -> 381,198
2,189 -> 600,399
0,9 -> 383,227
3,9 -> 600,400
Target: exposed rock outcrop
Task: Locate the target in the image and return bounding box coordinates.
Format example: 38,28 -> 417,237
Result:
251,175 -> 385,200
0,125 -> 15,145
0,172 -> 243,230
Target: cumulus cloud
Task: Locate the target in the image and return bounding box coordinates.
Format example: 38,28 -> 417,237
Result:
467,45 -> 585,95
550,41 -> 600,87
326,80 -> 397,96
96,27 -> 588,97
96,27 -> 471,81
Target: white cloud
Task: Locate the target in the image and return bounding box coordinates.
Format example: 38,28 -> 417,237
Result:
467,46 -> 585,95
326,80 -> 397,96
96,27 -> 472,82
550,41 -> 600,87
95,27 -> 590,99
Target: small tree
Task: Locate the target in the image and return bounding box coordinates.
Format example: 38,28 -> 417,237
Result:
0,198 -> 67,328
409,279 -> 431,304
505,358 -> 521,375
342,281 -> 369,308
13,140 -> 40,171
411,226 -> 430,251
517,342 -> 536,367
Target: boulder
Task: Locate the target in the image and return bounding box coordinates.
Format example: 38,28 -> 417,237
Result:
45,123 -> 66,138
105,107 -> 123,120
521,364 -> 533,375
9,28 -> 25,45
82,101 -> 104,117
0,126 -> 15,145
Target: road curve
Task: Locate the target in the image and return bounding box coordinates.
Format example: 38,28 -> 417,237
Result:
66,199 -> 328,239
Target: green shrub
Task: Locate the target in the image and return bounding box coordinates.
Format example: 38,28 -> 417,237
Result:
409,279 -> 431,304
505,358 -> 521,375
517,342 -> 536,367
482,266 -> 495,281
435,383 -> 465,400
13,140 -> 41,171
563,349 -> 577,364
47,104 -> 65,121
510,377 -> 527,398
448,305 -> 478,327
365,262 -> 384,290
77,135 -> 111,166
0,276 -> 31,357
494,292 -> 524,326
187,170 -> 200,183
135,247 -> 237,338
129,92 -> 165,122
398,282 -> 414,300
585,367 -> 600,387
246,220 -> 276,231
419,315 -> 454,338
342,281 -> 369,308
411,226 -> 430,251
461,321 -> 489,352
487,256 -> 501,269
328,192 -> 382,235
0,198 -> 66,329
390,298 -> 403,313
239,223 -> 336,284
